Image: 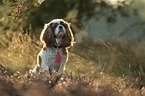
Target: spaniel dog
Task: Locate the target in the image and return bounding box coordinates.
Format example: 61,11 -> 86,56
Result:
31,19 -> 74,75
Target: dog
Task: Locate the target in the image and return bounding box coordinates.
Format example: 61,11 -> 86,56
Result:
31,19 -> 74,75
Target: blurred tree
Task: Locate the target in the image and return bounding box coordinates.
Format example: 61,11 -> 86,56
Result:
0,0 -> 138,36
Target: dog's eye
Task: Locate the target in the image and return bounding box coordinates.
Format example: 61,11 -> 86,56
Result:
53,25 -> 57,28
62,24 -> 67,28
51,23 -> 58,28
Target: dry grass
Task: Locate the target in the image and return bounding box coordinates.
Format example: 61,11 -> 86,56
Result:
0,31 -> 145,96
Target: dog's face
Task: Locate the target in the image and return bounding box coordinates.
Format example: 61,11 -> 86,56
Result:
50,19 -> 67,38
40,19 -> 74,48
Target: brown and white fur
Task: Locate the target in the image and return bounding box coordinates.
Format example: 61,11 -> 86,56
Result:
31,19 -> 74,75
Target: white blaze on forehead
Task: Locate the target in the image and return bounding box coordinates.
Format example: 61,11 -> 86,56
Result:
50,19 -> 69,25
50,19 -> 64,24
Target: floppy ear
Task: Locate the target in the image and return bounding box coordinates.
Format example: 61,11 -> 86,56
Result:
40,23 -> 55,47
61,24 -> 74,48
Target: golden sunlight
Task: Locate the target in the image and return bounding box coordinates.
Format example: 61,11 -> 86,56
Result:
108,0 -> 125,5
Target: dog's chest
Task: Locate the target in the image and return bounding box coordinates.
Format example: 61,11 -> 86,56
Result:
39,48 -> 67,69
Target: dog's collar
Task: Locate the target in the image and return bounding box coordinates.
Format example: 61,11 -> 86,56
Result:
43,45 -> 63,51
53,45 -> 63,48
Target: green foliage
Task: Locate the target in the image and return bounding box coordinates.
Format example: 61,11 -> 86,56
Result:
0,0 -> 138,36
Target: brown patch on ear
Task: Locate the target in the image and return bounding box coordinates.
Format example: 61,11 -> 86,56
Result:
41,24 -> 55,47
61,24 -> 74,48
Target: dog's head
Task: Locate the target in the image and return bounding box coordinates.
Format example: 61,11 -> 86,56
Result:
40,19 -> 74,48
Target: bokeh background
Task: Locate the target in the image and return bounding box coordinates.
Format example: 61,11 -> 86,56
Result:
0,0 -> 145,96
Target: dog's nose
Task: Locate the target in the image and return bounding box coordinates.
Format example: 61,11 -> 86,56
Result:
59,26 -> 63,29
